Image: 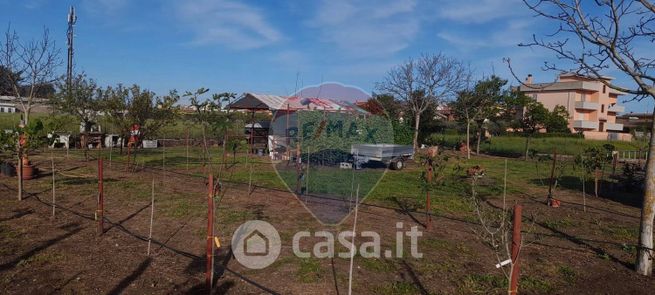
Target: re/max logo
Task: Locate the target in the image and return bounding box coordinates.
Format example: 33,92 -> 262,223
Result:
285,120 -> 379,142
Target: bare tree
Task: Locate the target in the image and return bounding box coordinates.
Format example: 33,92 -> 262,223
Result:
469,160 -> 535,294
377,53 -> 469,151
0,25 -> 60,125
518,0 -> 655,275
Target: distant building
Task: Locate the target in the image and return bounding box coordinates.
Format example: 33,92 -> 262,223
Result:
518,73 -> 631,141
0,96 -> 52,114
616,112 -> 653,139
434,104 -> 455,121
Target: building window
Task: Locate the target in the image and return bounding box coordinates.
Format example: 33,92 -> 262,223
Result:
532,94 -> 538,100
0,107 -> 4,113
603,85 -> 606,93
601,104 -> 605,113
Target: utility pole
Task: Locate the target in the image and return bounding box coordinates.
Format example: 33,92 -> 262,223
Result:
66,6 -> 77,92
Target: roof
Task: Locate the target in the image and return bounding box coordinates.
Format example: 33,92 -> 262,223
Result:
228,92 -> 368,114
228,93 -> 287,110
518,81 -> 624,95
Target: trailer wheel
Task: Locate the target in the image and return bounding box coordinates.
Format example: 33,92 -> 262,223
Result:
390,159 -> 404,170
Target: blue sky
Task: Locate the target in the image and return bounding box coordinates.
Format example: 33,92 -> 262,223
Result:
1,0 -> 652,112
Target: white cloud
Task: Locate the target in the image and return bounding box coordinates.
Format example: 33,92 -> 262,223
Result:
309,0 -> 419,58
436,0 -> 525,24
438,19 -> 532,49
175,0 -> 282,49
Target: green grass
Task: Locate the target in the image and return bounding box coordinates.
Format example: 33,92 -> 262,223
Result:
357,256 -> 395,272
16,252 -> 65,267
429,133 -> 647,156
543,218 -> 577,230
459,273 -> 506,294
602,225 -> 639,241
296,258 -> 323,283
376,281 -> 421,295
559,265 -> 577,283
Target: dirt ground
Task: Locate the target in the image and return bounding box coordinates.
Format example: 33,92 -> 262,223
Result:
1,152 -> 655,294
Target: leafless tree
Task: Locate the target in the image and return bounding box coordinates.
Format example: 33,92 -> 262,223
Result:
377,53 -> 469,151
0,25 -> 61,125
518,0 -> 655,275
469,160 -> 535,294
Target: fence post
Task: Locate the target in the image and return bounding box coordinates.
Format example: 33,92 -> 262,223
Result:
97,158 -> 104,236
186,129 -> 190,171
147,178 -> 155,256
206,174 -> 214,292
509,204 -> 522,295
426,163 -> 433,230
547,148 -> 557,205
51,157 -> 56,218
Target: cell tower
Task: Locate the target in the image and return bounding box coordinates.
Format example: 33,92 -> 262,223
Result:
66,6 -> 77,92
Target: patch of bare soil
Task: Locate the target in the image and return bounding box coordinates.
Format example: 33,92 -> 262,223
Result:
0,154 -> 654,294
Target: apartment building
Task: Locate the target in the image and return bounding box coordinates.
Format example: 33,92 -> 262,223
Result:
518,73 -> 631,141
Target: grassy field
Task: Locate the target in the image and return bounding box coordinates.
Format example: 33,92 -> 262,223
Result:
40,145 -> 629,212
430,133 -> 648,156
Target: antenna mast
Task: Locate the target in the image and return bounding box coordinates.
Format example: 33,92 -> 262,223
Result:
66,6 -> 77,92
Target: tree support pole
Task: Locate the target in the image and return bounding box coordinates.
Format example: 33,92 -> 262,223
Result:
51,157 -> 56,218
547,148 -> 557,206
97,158 -> 104,236
509,204 -> 522,295
206,174 -> 214,292
426,162 -> 433,230
147,178 -> 155,256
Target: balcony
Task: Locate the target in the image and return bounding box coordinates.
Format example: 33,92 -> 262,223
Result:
607,104 -> 625,113
575,101 -> 599,110
573,120 -> 599,129
605,122 -> 624,131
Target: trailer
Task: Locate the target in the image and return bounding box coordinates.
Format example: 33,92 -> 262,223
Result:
351,144 -> 414,170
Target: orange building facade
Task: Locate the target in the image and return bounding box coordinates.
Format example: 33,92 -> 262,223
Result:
519,73 -> 631,141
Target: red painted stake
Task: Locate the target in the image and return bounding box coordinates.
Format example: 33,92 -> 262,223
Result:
426,164 -> 433,230
97,158 -> 104,236
206,174 -> 214,292
509,204 -> 522,295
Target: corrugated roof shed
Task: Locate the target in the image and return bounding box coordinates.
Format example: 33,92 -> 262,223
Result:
228,92 -> 368,114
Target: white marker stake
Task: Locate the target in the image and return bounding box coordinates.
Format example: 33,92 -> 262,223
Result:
348,184 -> 360,295
495,259 -> 512,268
147,178 -> 155,256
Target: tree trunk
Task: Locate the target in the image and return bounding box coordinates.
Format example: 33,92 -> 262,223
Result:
476,123 -> 482,155
524,136 -> 531,161
412,112 -> 421,152
23,109 -> 30,126
17,148 -> 22,201
635,111 -> 655,276
465,120 -> 471,160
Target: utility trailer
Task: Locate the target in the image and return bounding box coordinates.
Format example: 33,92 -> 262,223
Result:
351,144 -> 414,170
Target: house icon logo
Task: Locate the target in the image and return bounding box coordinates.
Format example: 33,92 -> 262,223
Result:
244,230 -> 269,256
231,220 -> 281,269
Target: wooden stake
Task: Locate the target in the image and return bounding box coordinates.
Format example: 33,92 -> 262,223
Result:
147,178 -> 155,256
286,103 -> 290,161
248,164 -> 253,196
306,146 -> 310,196
186,129 -> 190,171
509,204 -> 522,295
109,144 -> 113,169
97,158 -> 104,236
206,174 -> 214,292
51,157 -> 56,218
17,150 -> 23,201
547,148 -> 557,204
426,161 -> 433,230
347,184 -> 360,295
